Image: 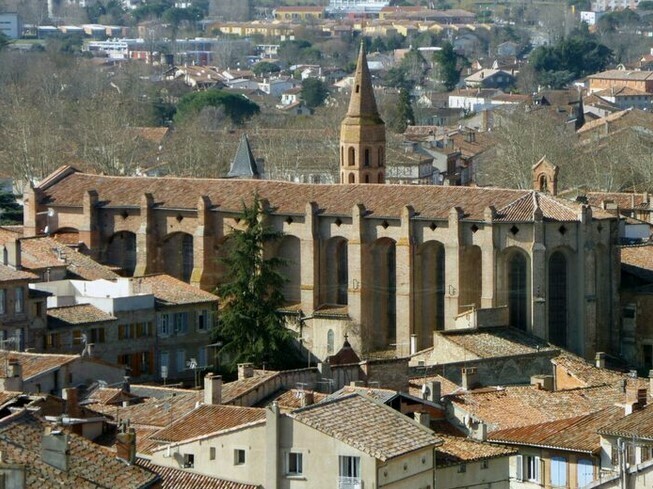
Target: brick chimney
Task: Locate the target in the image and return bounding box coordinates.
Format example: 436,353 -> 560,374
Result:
238,363 -> 254,380
204,373 -> 222,405
116,424 -> 136,465
595,352 -> 606,369
461,367 -> 479,390
62,388 -> 81,419
300,390 -> 314,407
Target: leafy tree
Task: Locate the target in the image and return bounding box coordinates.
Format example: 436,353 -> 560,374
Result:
301,78 -> 329,109
215,195 -> 296,370
175,89 -> 260,125
529,32 -> 612,89
0,33 -> 8,50
384,66 -> 413,91
433,42 -> 462,91
370,36 -> 387,53
252,61 -> 281,77
639,0 -> 653,8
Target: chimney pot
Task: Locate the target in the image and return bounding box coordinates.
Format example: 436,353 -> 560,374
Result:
237,363 -> 254,380
300,390 -> 314,407
461,367 -> 479,390
62,387 -> 81,419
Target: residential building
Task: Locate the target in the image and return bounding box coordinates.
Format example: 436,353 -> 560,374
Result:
148,389 -> 442,489
273,6 -> 325,21
327,0 -> 391,15
465,69 -> 516,90
31,275 -> 217,382
588,70 -> 653,94
594,86 -> 653,110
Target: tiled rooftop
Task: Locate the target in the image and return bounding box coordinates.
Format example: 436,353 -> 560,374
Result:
552,352 -> 647,390
221,370 -> 280,404
291,393 -> 441,461
323,386 -> 398,404
150,404 -> 266,443
37,167 -> 615,223
432,421 -> 516,466
0,410 -> 159,488
489,405 -> 625,453
0,263 -> 38,282
584,191 -> 650,210
620,245 -> 653,282
409,375 -> 461,398
47,304 -> 117,328
137,274 -> 218,306
598,402 -> 653,440
136,458 -> 258,489
449,383 -> 635,432
588,69 -> 653,81
437,326 -> 556,359
19,237 -> 120,281
0,351 -> 78,380
271,389 -> 329,411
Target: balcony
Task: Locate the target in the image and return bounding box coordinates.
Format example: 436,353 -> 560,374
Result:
338,477 -> 363,489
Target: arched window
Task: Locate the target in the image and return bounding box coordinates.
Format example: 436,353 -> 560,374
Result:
364,174 -> 370,183
355,84 -> 360,93
348,147 -> 355,166
181,234 -> 194,283
549,251 -> 568,347
327,329 -> 335,355
348,173 -> 355,184
378,148 -> 384,167
364,148 -> 370,167
508,252 -> 527,330
340,146 -> 344,167
378,172 -> 384,184
539,174 -> 547,192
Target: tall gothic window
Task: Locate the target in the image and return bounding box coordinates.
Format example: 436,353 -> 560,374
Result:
182,234 -> 194,283
548,251 -> 568,347
508,253 -> 527,330
348,147 -> 355,166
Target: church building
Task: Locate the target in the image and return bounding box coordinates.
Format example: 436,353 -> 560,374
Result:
22,45 -> 620,363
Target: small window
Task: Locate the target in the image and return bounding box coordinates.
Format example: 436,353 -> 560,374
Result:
210,447 -> 216,460
235,449 -> 246,465
159,313 -> 171,336
526,455 -> 541,483
355,84 -> 360,93
0,289 -> 6,315
458,463 -> 467,473
287,452 -> 303,476
481,460 -> 489,469
183,453 -> 194,468
14,287 -> 23,314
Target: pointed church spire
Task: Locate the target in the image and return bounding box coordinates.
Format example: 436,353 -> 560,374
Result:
346,42 -> 382,123
228,134 -> 259,179
339,42 -> 386,185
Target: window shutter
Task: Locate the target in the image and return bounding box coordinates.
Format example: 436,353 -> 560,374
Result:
515,455 -> 523,481
535,456 -> 541,483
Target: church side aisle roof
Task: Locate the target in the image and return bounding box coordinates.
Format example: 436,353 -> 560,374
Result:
36,167 -> 616,222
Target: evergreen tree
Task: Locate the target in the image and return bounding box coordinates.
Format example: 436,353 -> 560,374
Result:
433,42 -> 461,91
301,78 -> 329,109
215,195 -> 296,370
0,190 -> 22,225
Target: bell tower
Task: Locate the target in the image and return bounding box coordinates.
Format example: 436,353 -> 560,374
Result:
340,43 -> 386,184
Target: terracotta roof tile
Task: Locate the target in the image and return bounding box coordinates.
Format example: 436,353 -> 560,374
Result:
552,351 -> 647,389
584,191 -> 650,209
598,402 -> 653,439
489,405 -> 625,453
435,429 -> 516,466
137,274 -> 218,306
291,393 -> 441,461
409,375 -> 460,398
19,237 -> 119,280
47,304 -> 117,328
221,371 -> 280,404
270,389 -> 328,411
437,327 -> 556,358
0,410 -> 159,488
0,264 -> 38,282
150,404 -> 266,443
38,168 -> 616,223
0,351 -> 78,380
136,458 -> 258,489
588,70 -> 653,81
449,384 -> 637,432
